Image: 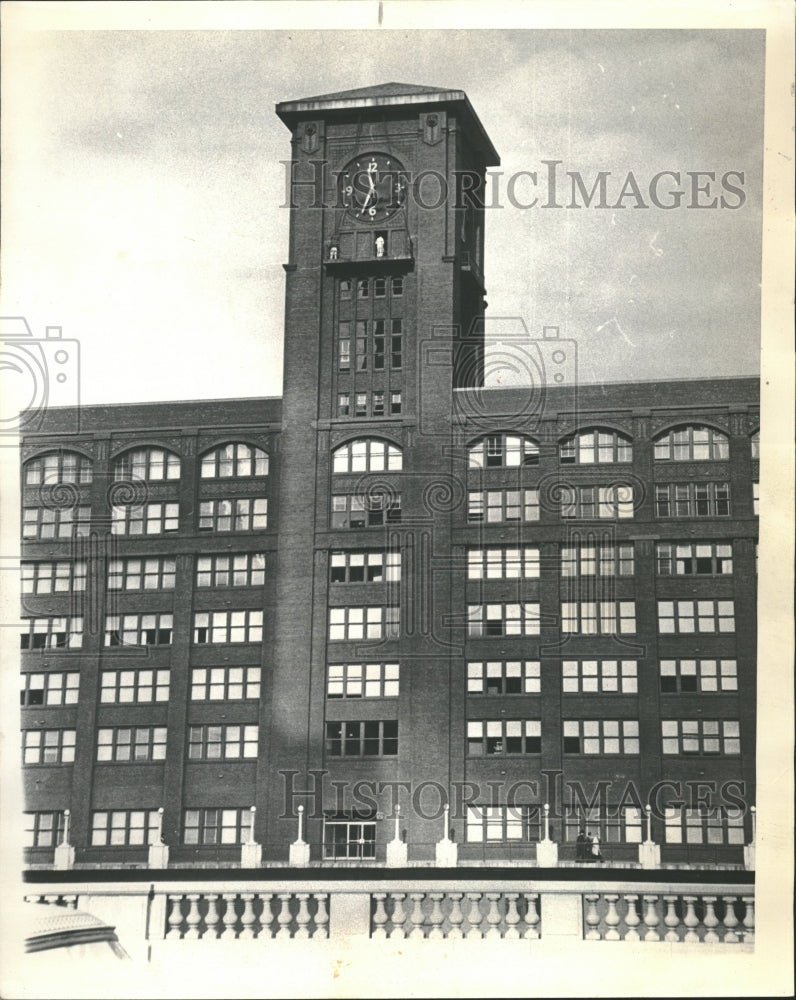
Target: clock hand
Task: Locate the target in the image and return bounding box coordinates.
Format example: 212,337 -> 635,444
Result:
358,161 -> 378,215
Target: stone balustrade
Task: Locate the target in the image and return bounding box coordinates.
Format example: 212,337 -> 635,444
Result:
582,892 -> 754,943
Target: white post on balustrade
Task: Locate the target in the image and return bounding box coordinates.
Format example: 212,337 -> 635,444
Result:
242,805 -> 262,867
436,801 -> 458,867
639,803 -> 660,869
536,803 -> 558,867
386,802 -> 408,867
148,806 -> 170,868
54,809 -> 75,870
289,804 -> 310,866
744,805 -> 756,871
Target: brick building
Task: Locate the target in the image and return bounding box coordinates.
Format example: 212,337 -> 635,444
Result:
20,83 -> 758,871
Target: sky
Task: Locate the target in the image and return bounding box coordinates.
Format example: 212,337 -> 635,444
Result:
2,19 -> 766,406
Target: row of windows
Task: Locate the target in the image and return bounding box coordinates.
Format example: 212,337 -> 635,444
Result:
23,804 -> 747,849
20,479 -> 756,541
18,598 -> 737,650
22,428 -> 760,493
24,443 -> 269,486
20,657 -> 739,708
338,321 -> 403,373
340,276 -> 404,300
337,390 -> 402,419
18,541 -> 745,597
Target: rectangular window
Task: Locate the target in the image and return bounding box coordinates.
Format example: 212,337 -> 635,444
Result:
563,720 -> 640,754
465,805 -> 542,843
466,719 -> 541,756
100,669 -> 170,704
21,561 -> 87,595
96,726 -> 167,762
328,605 -> 399,640
355,393 -> 367,417
107,557 -> 176,591
661,719 -> 741,755
104,614 -> 173,647
331,493 -> 401,529
391,319 -> 403,369
467,546 -> 540,580
561,660 -> 638,694
330,550 -> 401,583
390,390 -> 402,415
467,603 -> 540,637
467,660 -> 540,695
188,724 -> 258,760
22,729 -> 76,764
183,808 -> 253,846
659,658 -> 738,693
563,807 -> 643,845
753,481 -> 759,516
657,600 -> 735,634
326,662 -> 400,698
656,542 -> 733,576
391,277 -> 403,297
192,610 -> 263,644
374,277 -> 386,298
198,498 -> 267,532
664,806 -> 746,845
655,482 -> 731,518
337,393 -> 350,417
561,485 -> 634,519
561,602 -> 636,634
323,820 -> 376,859
325,721 -> 398,757
90,810 -> 160,847
21,671 -> 80,706
111,502 -> 179,535
24,811 -> 66,848
196,553 -> 266,588
22,506 -> 91,540
338,334 -> 351,372
561,544 -> 634,577
467,489 -> 540,523
372,391 -> 384,416
21,617 -> 83,651
190,666 -> 261,701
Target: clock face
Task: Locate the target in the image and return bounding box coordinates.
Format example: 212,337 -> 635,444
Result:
340,153 -> 406,223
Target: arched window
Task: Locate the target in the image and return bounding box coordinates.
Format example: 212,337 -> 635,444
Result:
653,425 -> 729,462
113,446 -> 180,481
560,428 -> 632,465
468,434 -> 539,469
332,439 -> 402,474
200,442 -> 269,479
750,430 -> 759,460
24,451 -> 92,486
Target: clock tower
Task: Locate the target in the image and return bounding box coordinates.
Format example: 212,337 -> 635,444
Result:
269,83 -> 500,856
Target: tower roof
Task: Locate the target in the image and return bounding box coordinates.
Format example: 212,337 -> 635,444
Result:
276,81 -> 499,165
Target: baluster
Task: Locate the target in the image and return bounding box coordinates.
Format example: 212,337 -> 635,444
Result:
389,893 -> 407,939
408,892 -> 426,940
465,893 -> 483,939
623,895 -> 640,942
313,894 -> 329,940
604,894 -> 621,941
257,892 -> 274,941
63,895 -> 78,910
204,894 -> 220,940
428,893 -> 445,939
447,893 -> 464,939
276,893 -> 293,939
584,894 -> 602,940
741,896 -> 754,944
166,894 -> 184,939
483,893 -> 502,939
642,894 -> 661,941
504,893 -> 521,939
702,897 -> 719,943
44,895 -> 61,907
220,893 -> 238,939
682,896 -> 700,943
721,895 -> 739,943
294,893 -> 311,939
663,895 -> 681,942
522,893 -> 540,939
184,894 -> 202,940
372,893 -> 389,939
237,893 -> 256,939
